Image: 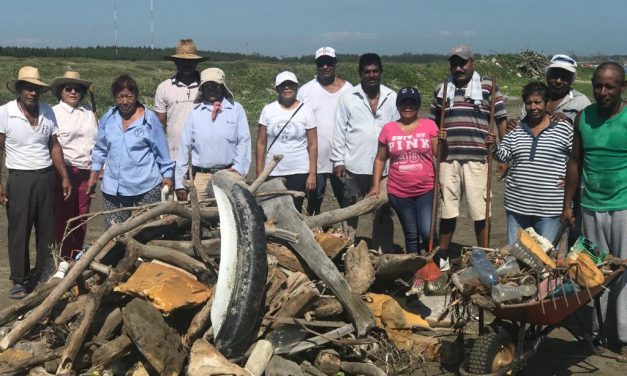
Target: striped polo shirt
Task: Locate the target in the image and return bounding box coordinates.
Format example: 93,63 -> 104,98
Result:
430,77 -> 507,161
493,120 -> 573,216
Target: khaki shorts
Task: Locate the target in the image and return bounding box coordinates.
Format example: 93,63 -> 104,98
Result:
193,172 -> 214,200
439,160 -> 490,221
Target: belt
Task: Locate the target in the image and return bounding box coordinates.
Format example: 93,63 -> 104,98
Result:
8,165 -> 54,174
192,164 -> 232,174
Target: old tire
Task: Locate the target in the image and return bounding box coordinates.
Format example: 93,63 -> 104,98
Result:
467,329 -> 516,374
212,179 -> 268,359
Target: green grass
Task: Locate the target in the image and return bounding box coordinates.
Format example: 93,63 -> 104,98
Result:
0,55 -> 594,122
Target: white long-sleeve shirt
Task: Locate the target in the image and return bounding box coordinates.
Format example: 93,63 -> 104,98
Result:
331,84 -> 398,175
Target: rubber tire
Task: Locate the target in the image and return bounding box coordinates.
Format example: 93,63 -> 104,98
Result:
213,183 -> 268,359
467,329 -> 515,374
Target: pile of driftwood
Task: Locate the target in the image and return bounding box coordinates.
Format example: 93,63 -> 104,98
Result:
0,156 -> 459,376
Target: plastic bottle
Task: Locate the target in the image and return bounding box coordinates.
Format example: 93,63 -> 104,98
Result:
51,261 -> 70,280
510,240 -> 549,277
470,249 -> 498,287
427,274 -> 449,295
496,256 -> 520,277
491,284 -> 537,303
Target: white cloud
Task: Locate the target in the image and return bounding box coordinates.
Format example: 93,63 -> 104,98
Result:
434,30 -> 477,38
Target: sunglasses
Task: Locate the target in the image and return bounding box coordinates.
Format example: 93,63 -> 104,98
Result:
64,86 -> 83,93
316,58 -> 336,68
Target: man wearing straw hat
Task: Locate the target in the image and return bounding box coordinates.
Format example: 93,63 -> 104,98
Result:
154,39 -> 208,156
49,71 -> 98,260
0,66 -> 72,299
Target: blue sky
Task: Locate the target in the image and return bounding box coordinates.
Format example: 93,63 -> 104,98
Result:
0,0 -> 624,57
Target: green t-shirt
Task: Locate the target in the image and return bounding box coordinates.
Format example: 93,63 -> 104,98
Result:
579,103 -> 627,211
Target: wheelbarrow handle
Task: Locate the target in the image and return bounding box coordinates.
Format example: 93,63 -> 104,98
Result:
552,222 -> 569,249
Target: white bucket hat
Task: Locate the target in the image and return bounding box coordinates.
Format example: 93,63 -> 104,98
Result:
50,71 -> 92,100
6,66 -> 50,94
195,67 -> 234,103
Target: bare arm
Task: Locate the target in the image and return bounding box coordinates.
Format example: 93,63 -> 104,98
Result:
496,118 -> 508,142
561,113 -> 583,225
366,143 -> 389,197
305,127 -> 318,191
156,112 -> 167,133
49,135 -> 72,200
255,125 -> 267,176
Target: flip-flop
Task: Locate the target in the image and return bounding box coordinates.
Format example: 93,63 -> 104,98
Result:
9,284 -> 27,299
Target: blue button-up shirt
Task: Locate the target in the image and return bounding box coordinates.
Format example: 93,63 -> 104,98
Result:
175,100 -> 251,189
92,105 -> 174,196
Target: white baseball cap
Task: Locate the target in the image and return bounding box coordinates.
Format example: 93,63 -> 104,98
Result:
547,54 -> 577,74
315,47 -> 336,60
275,71 -> 299,87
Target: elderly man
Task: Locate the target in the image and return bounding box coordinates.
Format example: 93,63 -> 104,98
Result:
331,53 -> 397,249
0,66 -> 71,299
430,45 -> 507,266
154,39 -> 208,156
562,62 -> 626,360
297,47 -> 352,214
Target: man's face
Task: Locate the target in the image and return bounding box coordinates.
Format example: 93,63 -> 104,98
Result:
17,82 -> 42,108
546,68 -> 573,98
360,64 -> 381,90
524,93 -> 548,122
174,59 -> 199,75
316,57 -> 336,82
592,68 -> 625,111
449,56 -> 474,86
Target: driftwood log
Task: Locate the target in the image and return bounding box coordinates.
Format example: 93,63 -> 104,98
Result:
257,178 -> 374,336
344,240 -> 376,294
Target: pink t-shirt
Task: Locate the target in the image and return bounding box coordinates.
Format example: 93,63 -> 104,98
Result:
378,119 -> 438,197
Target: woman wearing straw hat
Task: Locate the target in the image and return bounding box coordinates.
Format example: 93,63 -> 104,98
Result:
256,71 -> 317,212
49,71 -> 98,260
174,67 -> 251,201
0,66 -> 71,298
87,75 -> 174,230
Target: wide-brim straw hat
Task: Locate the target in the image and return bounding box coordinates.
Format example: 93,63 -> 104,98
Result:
50,71 -> 93,99
6,66 -> 50,94
165,39 -> 208,61
194,67 -> 234,103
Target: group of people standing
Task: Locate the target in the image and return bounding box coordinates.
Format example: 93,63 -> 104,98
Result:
0,38 -> 625,359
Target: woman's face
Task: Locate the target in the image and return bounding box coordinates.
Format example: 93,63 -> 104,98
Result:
61,84 -> 83,107
202,82 -> 224,103
276,81 -> 298,103
115,88 -> 137,116
397,98 -> 419,122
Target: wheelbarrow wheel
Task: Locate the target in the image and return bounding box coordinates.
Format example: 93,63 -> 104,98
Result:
468,330 -> 516,374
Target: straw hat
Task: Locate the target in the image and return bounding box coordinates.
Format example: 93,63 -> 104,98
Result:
165,39 -> 208,61
6,66 -> 50,94
50,71 -> 93,99
194,68 -> 234,103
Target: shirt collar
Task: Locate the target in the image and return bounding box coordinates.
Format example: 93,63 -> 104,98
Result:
7,99 -> 46,120
58,101 -> 86,114
170,72 -> 201,88
197,99 -> 234,112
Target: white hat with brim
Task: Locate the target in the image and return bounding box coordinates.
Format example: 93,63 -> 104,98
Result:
546,54 -> 577,74
275,71 -> 299,87
194,67 -> 234,103
165,39 -> 208,62
6,66 -> 50,94
50,71 -> 93,99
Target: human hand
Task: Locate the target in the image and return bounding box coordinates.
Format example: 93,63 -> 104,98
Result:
0,184 -> 7,206
86,177 -> 97,198
175,188 -> 188,201
438,127 -> 447,140
366,187 -> 380,198
334,165 -> 346,178
496,163 -> 509,181
306,174 -> 316,191
485,132 -> 496,146
561,207 -> 575,226
556,176 -> 565,189
506,118 -> 520,133
550,112 -> 569,124
62,178 -> 72,200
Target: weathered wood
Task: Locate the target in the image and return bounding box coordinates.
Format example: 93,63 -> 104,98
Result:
344,240 -> 375,294
131,241 -> 210,277
187,339 -> 249,376
95,307 -> 122,340
305,298 -> 344,321
300,361 -> 327,376
186,156 -> 213,265
53,295 -> 88,325
265,225 -> 299,243
266,243 -> 304,272
182,296 -> 214,348
271,282 -> 318,328
147,238 -> 220,256
303,195 -> 387,229
266,272 -> 313,319
56,237 -> 140,374
274,323 -> 355,355
249,154 -> 283,193
0,201 -> 190,351
244,340 -> 274,376
314,349 -> 341,375
258,179 -> 374,336
340,361 -> 386,376
123,298 -> 186,376
0,346 -> 65,376
89,333 -> 133,369
373,253 -> 428,279
265,356 -> 304,376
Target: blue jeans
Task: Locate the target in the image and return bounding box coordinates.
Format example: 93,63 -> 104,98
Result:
388,191 -> 435,253
506,211 -> 562,245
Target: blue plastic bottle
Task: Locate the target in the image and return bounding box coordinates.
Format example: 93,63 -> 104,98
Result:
470,248 -> 499,287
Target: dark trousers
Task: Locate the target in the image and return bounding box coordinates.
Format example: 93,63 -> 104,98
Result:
388,191 -> 436,253
6,167 -> 56,284
270,174 -> 309,212
306,173 -> 344,215
54,167 -> 92,260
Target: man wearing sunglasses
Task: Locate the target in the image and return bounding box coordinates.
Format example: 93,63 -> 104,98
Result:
297,47 -> 352,215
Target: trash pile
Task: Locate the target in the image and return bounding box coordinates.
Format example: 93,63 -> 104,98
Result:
0,168 -> 459,376
449,227 -> 623,307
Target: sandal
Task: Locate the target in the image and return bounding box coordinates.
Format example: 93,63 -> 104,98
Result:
9,284 -> 28,299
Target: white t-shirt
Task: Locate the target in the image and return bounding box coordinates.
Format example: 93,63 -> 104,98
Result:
53,101 -> 98,169
0,100 -> 58,170
298,79 -> 352,173
258,101 -> 316,176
